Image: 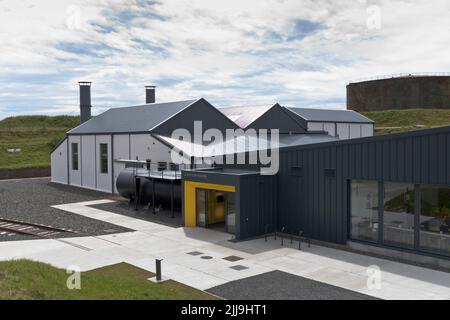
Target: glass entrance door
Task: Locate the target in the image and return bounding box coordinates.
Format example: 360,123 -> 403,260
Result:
195,188 -> 236,235
196,189 -> 208,227
226,193 -> 236,234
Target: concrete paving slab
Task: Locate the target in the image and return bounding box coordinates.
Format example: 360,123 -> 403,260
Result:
3,199 -> 450,300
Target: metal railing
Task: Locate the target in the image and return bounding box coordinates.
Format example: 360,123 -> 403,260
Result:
348,72 -> 450,84
115,159 -> 191,180
264,225 -> 311,250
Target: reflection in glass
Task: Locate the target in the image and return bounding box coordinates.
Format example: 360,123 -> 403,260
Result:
420,186 -> 450,256
226,193 -> 236,234
383,183 -> 415,248
351,180 -> 379,242
196,189 -> 207,227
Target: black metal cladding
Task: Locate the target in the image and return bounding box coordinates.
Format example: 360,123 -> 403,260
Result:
79,82 -> 92,124
145,86 -> 156,104
277,126 -> 450,245
238,174 -> 278,239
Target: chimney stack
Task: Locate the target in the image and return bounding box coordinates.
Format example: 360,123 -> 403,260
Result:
79,81 -> 92,124
145,86 -> 156,104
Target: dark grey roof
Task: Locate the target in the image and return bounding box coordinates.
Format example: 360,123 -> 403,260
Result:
68,99 -> 197,134
286,107 -> 374,124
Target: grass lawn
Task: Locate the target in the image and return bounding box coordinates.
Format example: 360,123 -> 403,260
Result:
0,260 -> 218,300
0,115 -> 78,170
362,108 -> 450,135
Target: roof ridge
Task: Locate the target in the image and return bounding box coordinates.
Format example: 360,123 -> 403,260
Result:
109,99 -> 197,111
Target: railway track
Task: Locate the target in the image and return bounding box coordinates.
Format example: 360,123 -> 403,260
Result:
0,217 -> 121,252
0,218 -> 77,239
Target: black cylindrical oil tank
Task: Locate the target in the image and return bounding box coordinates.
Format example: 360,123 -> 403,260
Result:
116,169 -> 181,209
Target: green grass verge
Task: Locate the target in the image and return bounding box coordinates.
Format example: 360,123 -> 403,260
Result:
0,260 -> 218,300
0,115 -> 78,169
362,109 -> 450,135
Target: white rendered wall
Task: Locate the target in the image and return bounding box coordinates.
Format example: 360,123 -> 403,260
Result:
307,122 -> 323,132
361,124 -> 374,137
113,134 -> 130,193
337,123 -> 350,140
130,134 -> 173,164
323,122 -> 336,136
349,124 -> 362,139
81,135 -> 96,190
50,139 -> 68,184
68,135 -> 81,187
53,133 -> 193,193
95,135 -> 112,193
309,122 -> 374,140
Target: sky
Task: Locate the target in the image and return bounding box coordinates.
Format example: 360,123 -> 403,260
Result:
0,0 -> 449,119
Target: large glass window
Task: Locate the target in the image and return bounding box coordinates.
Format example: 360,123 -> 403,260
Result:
383,183 -> 415,249
420,186 -> 450,256
350,180 -> 379,242
100,143 -> 108,174
71,143 -> 78,171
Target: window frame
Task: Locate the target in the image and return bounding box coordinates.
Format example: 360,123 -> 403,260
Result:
349,180 -> 450,258
71,142 -> 79,171
99,143 -> 109,174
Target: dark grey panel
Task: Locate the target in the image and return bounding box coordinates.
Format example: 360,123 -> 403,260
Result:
247,104 -> 307,132
238,175 -> 277,239
151,98 -> 239,135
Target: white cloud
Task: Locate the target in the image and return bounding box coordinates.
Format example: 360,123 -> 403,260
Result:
0,0 -> 449,119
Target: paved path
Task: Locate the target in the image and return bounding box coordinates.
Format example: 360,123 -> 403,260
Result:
0,199 -> 449,300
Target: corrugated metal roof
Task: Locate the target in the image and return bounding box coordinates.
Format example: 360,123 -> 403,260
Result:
155,133 -> 338,158
68,99 -> 197,134
218,105 -> 273,128
286,107 -> 374,123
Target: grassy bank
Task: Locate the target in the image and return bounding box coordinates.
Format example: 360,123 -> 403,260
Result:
362,108 -> 450,135
0,260 -> 217,300
1,110 -> 450,171
0,115 -> 78,170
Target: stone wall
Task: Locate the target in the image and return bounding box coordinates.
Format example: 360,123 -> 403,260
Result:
0,167 -> 51,180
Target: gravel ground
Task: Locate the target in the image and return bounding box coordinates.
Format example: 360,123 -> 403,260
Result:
207,270 -> 378,300
90,201 -> 182,228
0,178 -> 132,241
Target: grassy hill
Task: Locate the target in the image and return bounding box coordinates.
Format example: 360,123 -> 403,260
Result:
362,108 -> 450,135
0,115 -> 79,170
1,109 -> 450,171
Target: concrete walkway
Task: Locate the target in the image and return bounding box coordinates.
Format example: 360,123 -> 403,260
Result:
0,199 -> 449,300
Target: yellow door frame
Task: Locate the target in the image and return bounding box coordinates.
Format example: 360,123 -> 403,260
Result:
184,181 -> 236,227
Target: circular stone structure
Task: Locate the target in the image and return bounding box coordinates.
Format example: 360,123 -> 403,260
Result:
347,74 -> 450,112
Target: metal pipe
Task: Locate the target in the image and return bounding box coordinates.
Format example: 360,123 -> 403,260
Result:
171,180 -> 174,218
152,178 -> 155,214
155,258 -> 163,281
134,177 -> 140,211
298,231 -> 303,250
264,224 -> 270,242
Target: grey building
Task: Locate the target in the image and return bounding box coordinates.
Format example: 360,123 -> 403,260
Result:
52,82 -> 450,267
181,125 -> 450,263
